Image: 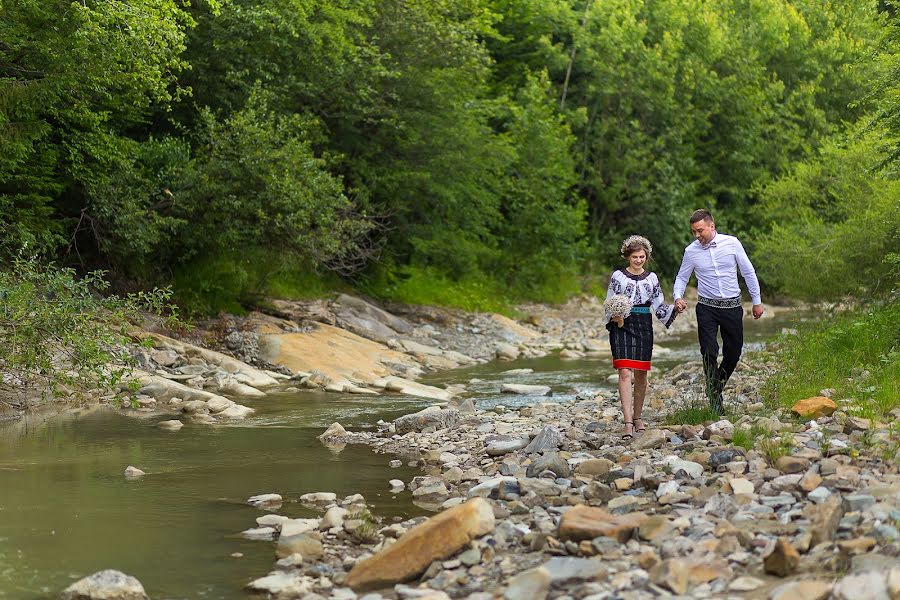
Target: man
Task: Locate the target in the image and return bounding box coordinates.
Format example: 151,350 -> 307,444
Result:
673,209 -> 763,414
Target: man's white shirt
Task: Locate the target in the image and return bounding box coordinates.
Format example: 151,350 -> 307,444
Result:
673,233 -> 762,305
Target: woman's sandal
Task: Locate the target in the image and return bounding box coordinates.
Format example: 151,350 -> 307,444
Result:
634,418 -> 647,433
622,421 -> 634,441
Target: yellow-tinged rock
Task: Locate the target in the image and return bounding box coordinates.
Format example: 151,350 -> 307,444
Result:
346,498 -> 495,592
791,397 -> 838,418
557,505 -> 647,543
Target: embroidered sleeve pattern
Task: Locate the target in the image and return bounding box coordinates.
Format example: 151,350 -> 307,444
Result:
650,273 -> 676,328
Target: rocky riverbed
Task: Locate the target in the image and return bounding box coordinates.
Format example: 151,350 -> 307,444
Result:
42,293 -> 899,600
220,353 -> 900,600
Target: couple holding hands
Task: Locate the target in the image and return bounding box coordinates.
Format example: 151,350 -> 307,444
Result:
604,209 -> 764,440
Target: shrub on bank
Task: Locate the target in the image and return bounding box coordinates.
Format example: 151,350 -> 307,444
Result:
0,256 -> 176,406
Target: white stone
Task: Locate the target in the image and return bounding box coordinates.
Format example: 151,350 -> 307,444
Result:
217,403 -> 254,419
256,514 -> 290,527
730,478 -> 755,495
247,493 -> 283,508
280,519 -> 320,537
656,481 -> 680,498
321,507 -> 348,530
663,457 -> 704,479
242,526 -> 276,540
808,487 -> 832,504
246,572 -> 311,596
157,419 -> 183,431
500,384 -> 551,396
301,492 -> 337,505
728,576 -> 764,592
61,570 -> 148,600
389,479 -> 405,491
504,566 -> 550,600
124,466 -> 145,478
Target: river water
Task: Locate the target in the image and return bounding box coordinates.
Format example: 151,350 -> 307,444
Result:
0,310 -> 805,599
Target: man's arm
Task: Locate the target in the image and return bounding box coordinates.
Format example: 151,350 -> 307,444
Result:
673,250 -> 693,312
735,239 -> 764,318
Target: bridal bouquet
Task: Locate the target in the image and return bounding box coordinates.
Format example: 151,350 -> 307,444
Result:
604,294 -> 633,328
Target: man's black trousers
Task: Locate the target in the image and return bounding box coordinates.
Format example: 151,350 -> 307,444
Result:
696,303 -> 744,413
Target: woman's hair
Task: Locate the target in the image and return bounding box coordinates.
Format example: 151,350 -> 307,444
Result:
620,235 -> 652,259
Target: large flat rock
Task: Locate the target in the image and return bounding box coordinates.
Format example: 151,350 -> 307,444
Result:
257,322 -> 418,384
346,498 -> 495,592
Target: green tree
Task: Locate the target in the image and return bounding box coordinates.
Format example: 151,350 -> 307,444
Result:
0,0 -> 196,257
755,129 -> 900,299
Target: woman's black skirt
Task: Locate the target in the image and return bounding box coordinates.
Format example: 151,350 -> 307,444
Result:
606,302 -> 654,371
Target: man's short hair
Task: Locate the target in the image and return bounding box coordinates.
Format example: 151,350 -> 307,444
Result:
690,209 -> 714,224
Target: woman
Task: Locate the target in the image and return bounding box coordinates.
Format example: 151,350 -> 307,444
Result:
606,236 -> 677,440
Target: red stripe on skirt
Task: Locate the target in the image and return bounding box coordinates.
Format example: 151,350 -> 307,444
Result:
613,358 -> 651,371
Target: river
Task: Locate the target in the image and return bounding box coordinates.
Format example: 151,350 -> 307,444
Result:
0,309 -> 805,599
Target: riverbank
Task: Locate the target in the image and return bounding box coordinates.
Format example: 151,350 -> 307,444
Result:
9,293 -> 898,600
235,350 -> 900,600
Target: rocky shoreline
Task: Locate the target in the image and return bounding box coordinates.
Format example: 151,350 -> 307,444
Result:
226,353 -> 899,600
47,293 -> 899,600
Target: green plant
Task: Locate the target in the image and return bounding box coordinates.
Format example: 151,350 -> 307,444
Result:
666,390 -> 729,425
0,254 -> 177,407
759,434 -> 795,467
731,427 -> 754,451
347,509 -> 380,544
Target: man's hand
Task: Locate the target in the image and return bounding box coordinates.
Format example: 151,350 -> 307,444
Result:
675,299 -> 687,313
752,304 -> 764,319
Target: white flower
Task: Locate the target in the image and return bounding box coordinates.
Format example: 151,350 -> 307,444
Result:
604,294 -> 633,320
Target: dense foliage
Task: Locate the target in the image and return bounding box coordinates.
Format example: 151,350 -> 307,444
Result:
1,0 -> 895,312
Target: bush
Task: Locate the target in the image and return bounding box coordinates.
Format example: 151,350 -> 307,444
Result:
0,255 -> 176,406
364,264 -> 513,314
172,249 -> 344,316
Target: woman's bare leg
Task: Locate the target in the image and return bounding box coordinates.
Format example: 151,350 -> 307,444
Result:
633,370 -> 649,430
618,368 -> 634,436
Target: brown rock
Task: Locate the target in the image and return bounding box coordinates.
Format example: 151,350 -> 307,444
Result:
689,559 -> 731,585
638,515 -> 676,543
837,537 -> 877,554
650,559 -> 689,595
791,397 -> 837,419
776,456 -> 810,474
638,550 -> 660,570
686,451 -> 711,467
557,505 -> 647,543
764,538 -> 800,577
799,471 -> 823,493
632,429 -> 667,450
805,496 -> 844,547
574,458 -> 615,477
346,498 -> 495,592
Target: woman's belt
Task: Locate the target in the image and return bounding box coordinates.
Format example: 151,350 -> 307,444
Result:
630,306 -> 651,314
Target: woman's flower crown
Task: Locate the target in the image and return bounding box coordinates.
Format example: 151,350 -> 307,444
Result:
620,235 -> 652,258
